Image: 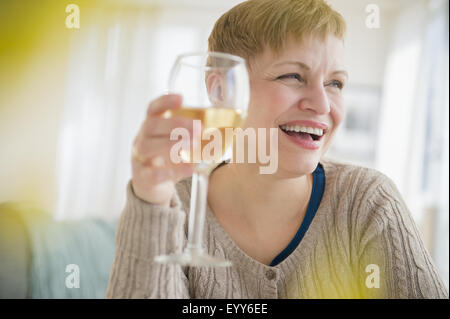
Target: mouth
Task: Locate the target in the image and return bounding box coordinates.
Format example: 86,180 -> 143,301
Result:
278,124 -> 325,142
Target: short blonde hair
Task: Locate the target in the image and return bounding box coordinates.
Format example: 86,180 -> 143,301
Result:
208,0 -> 346,64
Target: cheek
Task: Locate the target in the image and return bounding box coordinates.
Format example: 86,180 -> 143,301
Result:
246,81 -> 292,127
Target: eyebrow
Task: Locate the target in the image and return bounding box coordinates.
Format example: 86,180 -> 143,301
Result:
272,61 -> 349,79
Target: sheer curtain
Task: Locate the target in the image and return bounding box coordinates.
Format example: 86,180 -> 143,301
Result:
375,0 -> 449,288
427,0 -> 449,290
55,7 -> 210,221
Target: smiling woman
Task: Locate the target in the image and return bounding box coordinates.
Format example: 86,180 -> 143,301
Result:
241,35 -> 347,176
105,0 -> 448,299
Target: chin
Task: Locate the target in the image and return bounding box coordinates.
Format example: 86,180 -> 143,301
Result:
275,151 -> 321,178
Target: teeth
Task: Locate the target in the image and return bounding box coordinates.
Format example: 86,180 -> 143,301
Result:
280,125 -> 324,136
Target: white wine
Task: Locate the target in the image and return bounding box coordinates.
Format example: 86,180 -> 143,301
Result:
163,107 -> 246,169
154,52 -> 248,267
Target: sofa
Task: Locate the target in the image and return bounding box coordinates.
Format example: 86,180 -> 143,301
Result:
0,202 -> 117,298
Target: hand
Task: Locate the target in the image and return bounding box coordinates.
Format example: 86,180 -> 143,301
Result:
131,94 -> 195,207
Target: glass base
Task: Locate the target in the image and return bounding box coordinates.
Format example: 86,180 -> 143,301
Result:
154,249 -> 232,267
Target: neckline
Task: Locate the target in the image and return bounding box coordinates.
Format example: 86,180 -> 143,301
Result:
204,161 -> 331,273
269,163 -> 324,266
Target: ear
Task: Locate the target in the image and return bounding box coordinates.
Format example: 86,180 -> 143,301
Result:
206,72 -> 225,105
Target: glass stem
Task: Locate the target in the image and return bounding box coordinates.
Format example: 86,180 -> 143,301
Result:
186,171 -> 209,254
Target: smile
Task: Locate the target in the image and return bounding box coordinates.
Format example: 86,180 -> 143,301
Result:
279,124 -> 326,150
279,124 -> 324,140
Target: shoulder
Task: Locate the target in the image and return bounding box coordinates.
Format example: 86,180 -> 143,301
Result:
320,157 -> 397,201
320,158 -> 416,242
319,157 -> 408,227
320,158 -> 413,243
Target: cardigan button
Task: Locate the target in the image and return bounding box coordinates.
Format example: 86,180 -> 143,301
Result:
265,269 -> 276,280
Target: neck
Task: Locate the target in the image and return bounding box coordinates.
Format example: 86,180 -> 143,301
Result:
208,161 -> 313,227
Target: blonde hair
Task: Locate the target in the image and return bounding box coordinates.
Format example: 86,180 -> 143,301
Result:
208,0 -> 346,64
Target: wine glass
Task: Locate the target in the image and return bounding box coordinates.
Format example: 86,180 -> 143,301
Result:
154,52 -> 250,267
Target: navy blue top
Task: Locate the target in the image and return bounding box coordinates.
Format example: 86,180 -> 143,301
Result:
269,163 -> 325,266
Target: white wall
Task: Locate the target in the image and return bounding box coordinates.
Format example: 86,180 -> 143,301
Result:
0,0 -> 416,215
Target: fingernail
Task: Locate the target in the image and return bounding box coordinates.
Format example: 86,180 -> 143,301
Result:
167,94 -> 181,102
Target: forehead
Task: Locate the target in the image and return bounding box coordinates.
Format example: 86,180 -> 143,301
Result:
252,36 -> 346,72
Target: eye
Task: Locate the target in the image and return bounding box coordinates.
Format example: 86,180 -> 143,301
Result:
326,80 -> 344,90
277,73 -> 304,83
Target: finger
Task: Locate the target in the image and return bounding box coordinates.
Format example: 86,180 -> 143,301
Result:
141,117 -> 195,138
146,94 -> 182,117
138,165 -> 174,184
133,162 -> 194,187
133,135 -> 192,165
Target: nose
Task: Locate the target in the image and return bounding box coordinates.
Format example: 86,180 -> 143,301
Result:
297,84 -> 330,114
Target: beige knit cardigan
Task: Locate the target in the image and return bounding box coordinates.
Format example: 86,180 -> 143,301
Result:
106,159 -> 448,298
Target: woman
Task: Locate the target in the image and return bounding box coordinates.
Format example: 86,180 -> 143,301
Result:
106,0 -> 448,298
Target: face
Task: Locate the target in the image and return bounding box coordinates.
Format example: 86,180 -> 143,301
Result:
244,35 -> 347,177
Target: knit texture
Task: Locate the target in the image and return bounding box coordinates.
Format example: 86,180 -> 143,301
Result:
106,159 -> 449,299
